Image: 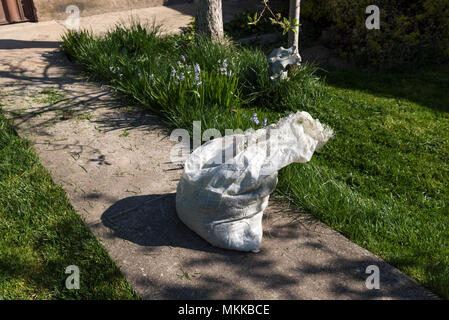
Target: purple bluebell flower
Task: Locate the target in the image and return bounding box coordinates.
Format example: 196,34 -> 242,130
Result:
149,74 -> 155,86
263,118 -> 267,126
194,63 -> 201,85
219,59 -> 230,75
181,55 -> 186,62
194,63 -> 201,74
250,113 -> 259,125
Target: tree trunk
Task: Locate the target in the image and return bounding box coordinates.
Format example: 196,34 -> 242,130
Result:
195,0 -> 224,42
288,0 -> 301,51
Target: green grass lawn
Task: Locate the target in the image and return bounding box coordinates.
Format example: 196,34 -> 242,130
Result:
0,107 -> 138,299
58,23 -> 448,299
277,66 -> 449,298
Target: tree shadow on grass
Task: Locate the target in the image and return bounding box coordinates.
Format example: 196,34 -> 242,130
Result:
319,65 -> 449,113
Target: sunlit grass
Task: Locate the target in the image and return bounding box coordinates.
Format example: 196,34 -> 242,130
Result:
0,109 -> 138,299
59,22 -> 449,299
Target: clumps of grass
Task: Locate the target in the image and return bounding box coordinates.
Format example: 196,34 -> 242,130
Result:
61,21 -> 322,136
75,112 -> 92,121
119,130 -> 130,137
34,89 -> 65,105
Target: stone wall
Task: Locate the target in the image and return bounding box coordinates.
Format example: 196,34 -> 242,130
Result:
32,0 -> 187,21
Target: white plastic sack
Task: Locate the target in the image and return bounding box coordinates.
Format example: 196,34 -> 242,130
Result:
176,111 -> 333,252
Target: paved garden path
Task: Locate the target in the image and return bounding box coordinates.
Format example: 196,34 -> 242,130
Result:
0,2 -> 437,299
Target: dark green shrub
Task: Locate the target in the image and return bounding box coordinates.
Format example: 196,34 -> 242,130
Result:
300,0 -> 449,68
224,9 -> 284,39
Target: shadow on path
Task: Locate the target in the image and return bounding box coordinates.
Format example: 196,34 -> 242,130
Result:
0,39 -> 60,50
100,193 -> 437,299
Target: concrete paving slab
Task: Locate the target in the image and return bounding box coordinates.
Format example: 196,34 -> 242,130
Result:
0,2 -> 438,299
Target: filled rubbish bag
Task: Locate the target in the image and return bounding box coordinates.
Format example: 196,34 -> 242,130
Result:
176,111 -> 334,252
